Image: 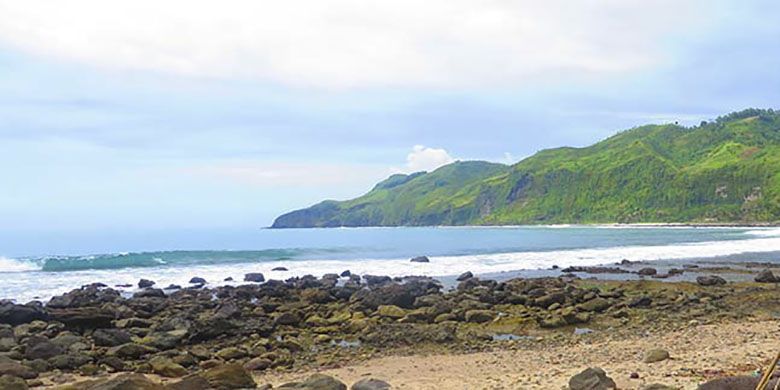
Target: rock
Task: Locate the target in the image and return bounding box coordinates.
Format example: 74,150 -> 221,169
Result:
0,362 -> 38,379
579,298 -> 611,313
280,374 -> 346,390
465,310 -> 494,323
274,312 -> 301,326
164,285 -> 181,290
224,277 -> 234,281
0,303 -> 49,326
638,267 -> 657,276
629,296 -> 652,308
534,292 -> 566,308
561,266 -> 630,274
244,357 -> 272,371
456,271 -> 474,281
165,375 -> 212,390
89,373 -> 163,389
92,328 -> 132,347
244,273 -> 265,283
216,347 -> 246,360
272,267 -> 289,271
116,317 -> 153,329
539,315 -> 568,328
353,280 -> 440,309
668,268 -> 684,276
376,305 -> 407,319
48,307 -> 115,329
49,353 -> 92,370
641,385 -> 677,390
24,340 -> 63,360
340,270 -> 351,277
200,364 -> 257,389
138,279 -> 156,288
755,269 -> 778,283
107,343 -> 157,359
643,349 -> 670,363
569,367 -> 617,390
133,288 -> 166,299
0,375 -> 28,390
697,376 -> 773,389
696,275 -> 727,286
189,277 -> 207,284
149,356 -> 188,378
409,256 -> 430,263
351,378 -> 391,390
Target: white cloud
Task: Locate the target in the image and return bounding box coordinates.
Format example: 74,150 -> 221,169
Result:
0,0 -> 716,88
400,145 -> 454,173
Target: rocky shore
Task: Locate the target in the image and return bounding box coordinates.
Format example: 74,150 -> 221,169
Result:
2,263 -> 780,389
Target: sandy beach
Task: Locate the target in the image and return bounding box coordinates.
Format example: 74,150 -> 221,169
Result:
255,320 -> 778,389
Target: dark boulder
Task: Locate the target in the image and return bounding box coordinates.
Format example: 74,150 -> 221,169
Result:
569,367 -> 617,390
244,273 -> 265,283
0,362 -> 38,379
362,275 -> 392,287
24,340 -> 63,360
697,375 -> 777,389
351,378 -> 391,390
272,267 -> 288,271
138,279 -> 156,289
133,288 -> 166,299
48,286 -> 121,308
637,268 -> 657,276
755,269 -> 778,283
697,275 -> 727,286
280,374 -> 346,390
0,303 -> 49,326
456,271 -> 474,281
189,277 -> 207,284
0,375 -> 28,390
92,328 -> 132,347
410,256 -> 430,263
200,364 -> 257,389
88,373 -> 163,389
340,270 -> 351,277
353,280 -> 441,309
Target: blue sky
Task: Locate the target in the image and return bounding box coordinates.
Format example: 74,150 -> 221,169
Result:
1,0 -> 779,231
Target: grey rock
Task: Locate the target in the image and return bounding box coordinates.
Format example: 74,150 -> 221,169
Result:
352,378 -> 391,390
569,367 -> 617,390
697,275 -> 727,286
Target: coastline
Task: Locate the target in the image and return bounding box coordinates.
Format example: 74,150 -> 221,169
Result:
268,221 -> 780,229
2,259 -> 780,389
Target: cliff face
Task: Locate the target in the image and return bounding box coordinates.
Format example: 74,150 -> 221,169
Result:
273,109 -> 780,228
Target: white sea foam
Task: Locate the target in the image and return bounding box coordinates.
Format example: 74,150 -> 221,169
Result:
0,256 -> 38,273
745,228 -> 780,237
3,231 -> 780,303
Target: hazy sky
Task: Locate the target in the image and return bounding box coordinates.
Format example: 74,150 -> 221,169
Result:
1,0 -> 779,231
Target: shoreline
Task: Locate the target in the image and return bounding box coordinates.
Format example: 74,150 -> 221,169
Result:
2,259 -> 780,388
267,222 -> 780,229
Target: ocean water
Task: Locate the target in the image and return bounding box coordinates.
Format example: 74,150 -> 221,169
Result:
1,226 -> 780,303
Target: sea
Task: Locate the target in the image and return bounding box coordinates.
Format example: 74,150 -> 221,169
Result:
1,225 -> 780,303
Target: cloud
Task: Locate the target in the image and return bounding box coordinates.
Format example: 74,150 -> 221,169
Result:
0,0 -> 718,88
400,145 -> 454,173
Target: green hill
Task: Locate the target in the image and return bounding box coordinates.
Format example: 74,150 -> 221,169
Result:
272,108 -> 780,228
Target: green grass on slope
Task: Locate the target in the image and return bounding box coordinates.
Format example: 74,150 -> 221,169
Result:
272,108 -> 780,227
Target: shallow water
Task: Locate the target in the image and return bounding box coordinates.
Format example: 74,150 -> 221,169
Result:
1,226 -> 779,303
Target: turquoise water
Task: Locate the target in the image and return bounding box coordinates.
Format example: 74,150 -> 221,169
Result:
1,226 -> 779,302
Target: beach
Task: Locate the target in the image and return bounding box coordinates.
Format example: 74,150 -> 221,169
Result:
2,257 -> 780,389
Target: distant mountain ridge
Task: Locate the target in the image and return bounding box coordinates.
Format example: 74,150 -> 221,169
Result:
272,108 -> 780,228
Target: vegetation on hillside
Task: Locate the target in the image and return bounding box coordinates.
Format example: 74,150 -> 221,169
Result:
272,109 -> 780,227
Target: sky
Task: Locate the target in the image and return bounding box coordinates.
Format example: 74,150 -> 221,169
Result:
1,0 -> 780,233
